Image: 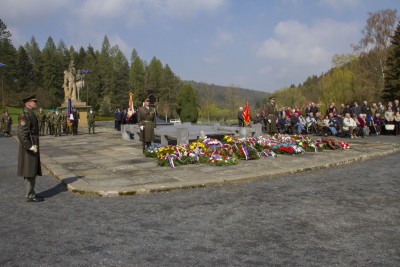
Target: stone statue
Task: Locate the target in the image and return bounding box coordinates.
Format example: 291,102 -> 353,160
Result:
75,70 -> 84,101
63,59 -> 81,101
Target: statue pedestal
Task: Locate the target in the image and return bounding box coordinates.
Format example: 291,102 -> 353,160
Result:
59,100 -> 91,126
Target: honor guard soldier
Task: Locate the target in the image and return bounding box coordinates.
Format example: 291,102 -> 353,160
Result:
138,98 -> 156,153
262,96 -> 278,135
87,107 -> 96,134
1,109 -> 13,137
17,94 -> 44,202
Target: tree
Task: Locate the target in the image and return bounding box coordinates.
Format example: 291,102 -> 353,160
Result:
383,22 -> 400,101
16,45 -> 34,93
145,57 -> 163,94
41,36 -> 64,107
130,49 -> 145,105
198,82 -> 215,123
25,36 -> 43,88
352,9 -> 398,98
111,45 -> 130,107
0,19 -> 11,43
0,19 -> 16,107
176,84 -> 199,123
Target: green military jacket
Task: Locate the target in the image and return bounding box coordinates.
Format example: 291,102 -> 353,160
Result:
17,107 -> 42,177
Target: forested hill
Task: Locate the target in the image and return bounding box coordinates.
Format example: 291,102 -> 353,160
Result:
185,80 -> 271,110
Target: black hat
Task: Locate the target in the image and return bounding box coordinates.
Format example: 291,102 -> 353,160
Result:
21,94 -> 37,103
269,96 -> 276,100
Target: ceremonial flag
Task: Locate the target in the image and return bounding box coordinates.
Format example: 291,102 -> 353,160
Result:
127,92 -> 134,119
0,63 -> 6,68
67,98 -> 73,123
81,69 -> 91,74
243,101 -> 250,125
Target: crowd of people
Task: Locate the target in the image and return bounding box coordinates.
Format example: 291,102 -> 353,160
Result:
114,107 -> 139,131
23,106 -> 95,137
247,99 -> 400,138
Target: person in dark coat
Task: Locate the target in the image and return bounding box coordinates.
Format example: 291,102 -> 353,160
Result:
137,98 -> 156,153
237,107 -> 244,127
72,107 -> 80,135
17,94 -> 43,202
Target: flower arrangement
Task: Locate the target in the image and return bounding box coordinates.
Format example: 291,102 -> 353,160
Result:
145,134 -> 350,168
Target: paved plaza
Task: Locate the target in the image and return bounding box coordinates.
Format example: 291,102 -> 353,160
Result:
30,122 -> 400,196
1,129 -> 400,266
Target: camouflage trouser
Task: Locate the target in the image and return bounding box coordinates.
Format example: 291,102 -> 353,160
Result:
54,123 -> 61,136
88,121 -> 95,134
39,122 -> 45,136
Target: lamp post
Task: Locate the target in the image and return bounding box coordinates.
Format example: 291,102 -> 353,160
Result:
0,63 -> 6,109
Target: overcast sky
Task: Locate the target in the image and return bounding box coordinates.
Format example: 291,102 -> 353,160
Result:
1,0 -> 400,92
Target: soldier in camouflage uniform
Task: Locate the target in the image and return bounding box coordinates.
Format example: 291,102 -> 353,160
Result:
45,111 -> 52,135
87,107 -> 96,134
37,108 -> 46,136
62,109 -> 68,134
1,109 -> 13,137
53,110 -> 62,137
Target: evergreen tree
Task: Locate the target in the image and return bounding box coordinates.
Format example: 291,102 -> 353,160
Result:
111,45 -> 130,107
16,45 -> 34,93
130,49 -> 145,105
176,84 -> 199,123
41,36 -> 64,107
383,22 -> 400,101
146,57 -> 163,95
0,19 -> 17,107
98,35 -> 114,99
25,36 -> 43,88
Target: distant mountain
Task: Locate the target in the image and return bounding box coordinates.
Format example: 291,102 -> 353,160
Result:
184,80 -> 271,110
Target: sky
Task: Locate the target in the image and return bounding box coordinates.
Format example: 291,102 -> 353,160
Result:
1,0 -> 400,93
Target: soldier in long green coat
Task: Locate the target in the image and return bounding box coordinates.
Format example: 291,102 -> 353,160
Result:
17,94 -> 43,202
87,108 -> 96,134
137,98 -> 156,153
262,96 -> 278,135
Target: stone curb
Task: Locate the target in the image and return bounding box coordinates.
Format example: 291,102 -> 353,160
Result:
38,141 -> 400,197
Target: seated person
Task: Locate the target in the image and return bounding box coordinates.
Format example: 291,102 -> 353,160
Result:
373,113 -> 383,135
357,114 -> 369,137
316,112 -> 329,136
290,113 -> 305,134
305,113 -> 317,133
328,112 -> 339,136
277,113 -> 289,133
342,113 -> 358,138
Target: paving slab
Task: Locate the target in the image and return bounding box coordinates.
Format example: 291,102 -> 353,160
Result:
28,124 -> 400,196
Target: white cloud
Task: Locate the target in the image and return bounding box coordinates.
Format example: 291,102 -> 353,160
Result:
203,55 -> 221,64
257,19 -> 359,65
256,19 -> 361,89
0,0 -> 68,23
146,0 -> 227,17
213,28 -> 234,46
318,0 -> 362,10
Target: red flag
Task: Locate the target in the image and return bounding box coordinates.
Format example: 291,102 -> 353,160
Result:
243,101 -> 250,125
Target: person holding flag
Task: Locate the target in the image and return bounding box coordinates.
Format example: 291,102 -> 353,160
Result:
237,107 -> 244,127
242,102 -> 251,126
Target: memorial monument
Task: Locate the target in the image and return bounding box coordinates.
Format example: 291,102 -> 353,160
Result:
60,59 -> 90,126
